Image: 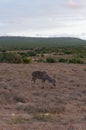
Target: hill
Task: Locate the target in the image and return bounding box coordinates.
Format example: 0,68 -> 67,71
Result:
0,36 -> 86,50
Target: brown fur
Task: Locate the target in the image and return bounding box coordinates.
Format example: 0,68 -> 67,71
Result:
32,70 -> 56,87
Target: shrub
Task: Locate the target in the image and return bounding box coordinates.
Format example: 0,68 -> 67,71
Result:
68,57 -> 83,64
78,54 -> 84,58
33,113 -> 57,122
63,49 -> 72,54
18,52 -> 29,58
46,57 -> 56,63
28,51 -> 36,56
11,116 -> 30,124
58,58 -> 67,63
41,54 -> 44,57
23,57 -> 32,64
37,58 -> 45,63
0,52 -> 23,63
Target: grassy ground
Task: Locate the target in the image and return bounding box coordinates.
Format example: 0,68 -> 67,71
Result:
0,63 -> 86,130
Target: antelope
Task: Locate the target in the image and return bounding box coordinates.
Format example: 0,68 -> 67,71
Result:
32,70 -> 56,88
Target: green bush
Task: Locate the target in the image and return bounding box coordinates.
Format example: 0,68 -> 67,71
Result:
46,57 -> 56,63
68,57 -> 83,64
18,52 -> 29,58
0,52 -> 23,63
63,50 -> 72,54
28,51 -> 36,56
78,54 -> 84,58
23,57 -> 32,64
58,58 -> 67,63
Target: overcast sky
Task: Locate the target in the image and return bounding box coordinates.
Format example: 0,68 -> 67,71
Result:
0,0 -> 86,39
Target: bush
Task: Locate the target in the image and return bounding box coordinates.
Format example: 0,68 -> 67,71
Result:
46,57 -> 56,63
33,113 -> 57,122
0,52 -> 23,63
28,51 -> 36,56
58,58 -> 67,63
41,54 -> 44,57
11,116 -> 30,124
68,57 -> 83,64
63,50 -> 72,54
18,52 -> 29,58
23,57 -> 32,64
78,54 -> 84,58
37,58 -> 45,63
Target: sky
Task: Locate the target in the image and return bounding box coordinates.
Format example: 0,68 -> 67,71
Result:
0,0 -> 86,39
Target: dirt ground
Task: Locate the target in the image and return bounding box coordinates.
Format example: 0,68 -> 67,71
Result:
0,63 -> 86,130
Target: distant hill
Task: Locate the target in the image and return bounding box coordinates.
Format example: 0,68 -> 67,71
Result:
0,36 -> 86,50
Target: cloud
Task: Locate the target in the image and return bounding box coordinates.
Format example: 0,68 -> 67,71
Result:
67,0 -> 80,8
0,22 -> 5,27
0,0 -> 86,39
0,0 -> 11,3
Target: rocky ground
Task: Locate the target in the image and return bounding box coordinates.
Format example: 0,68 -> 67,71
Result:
0,63 -> 86,130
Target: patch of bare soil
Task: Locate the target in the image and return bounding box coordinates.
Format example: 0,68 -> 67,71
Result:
0,63 -> 86,130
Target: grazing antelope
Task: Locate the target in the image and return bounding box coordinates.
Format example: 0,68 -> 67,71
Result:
32,70 -> 56,88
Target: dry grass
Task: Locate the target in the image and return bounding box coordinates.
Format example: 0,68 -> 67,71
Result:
0,63 -> 86,130
10,115 -> 30,124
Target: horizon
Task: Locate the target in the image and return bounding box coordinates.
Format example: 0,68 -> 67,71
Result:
0,0 -> 86,39
0,35 -> 84,39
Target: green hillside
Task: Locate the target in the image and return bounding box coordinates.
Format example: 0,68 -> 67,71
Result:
0,36 -> 86,50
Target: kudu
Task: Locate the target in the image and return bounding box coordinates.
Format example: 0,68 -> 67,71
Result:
32,70 -> 56,88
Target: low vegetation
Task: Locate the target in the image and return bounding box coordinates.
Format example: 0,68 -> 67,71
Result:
33,113 -> 57,122
10,115 -> 30,124
0,52 -> 23,63
0,37 -> 85,64
0,46 -> 85,64
46,57 -> 56,63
